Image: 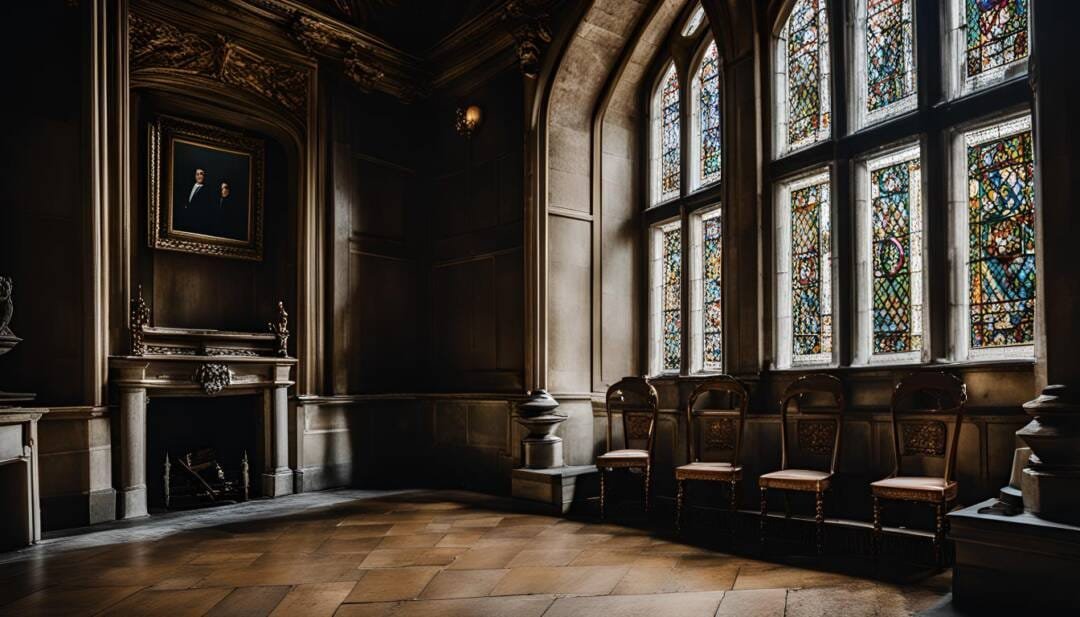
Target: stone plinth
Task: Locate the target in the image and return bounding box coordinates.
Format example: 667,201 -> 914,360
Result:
514,389 -> 567,469
950,498 -> 1080,612
512,465 -> 597,514
1018,385 -> 1080,524
39,407 -> 115,530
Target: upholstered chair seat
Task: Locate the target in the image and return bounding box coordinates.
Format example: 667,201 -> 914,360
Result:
675,461 -> 742,481
758,469 -> 832,491
871,477 -> 958,503
597,449 -> 650,467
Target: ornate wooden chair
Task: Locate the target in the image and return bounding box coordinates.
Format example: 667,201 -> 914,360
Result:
872,372 -> 966,565
675,375 -> 749,536
597,376 -> 659,519
758,374 -> 845,554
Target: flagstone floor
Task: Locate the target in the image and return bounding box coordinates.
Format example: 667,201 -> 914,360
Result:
0,489 -> 950,616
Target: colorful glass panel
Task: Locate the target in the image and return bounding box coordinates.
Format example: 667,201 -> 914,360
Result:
662,226 -> 683,371
870,152 -> 923,354
702,213 -> 722,370
865,0 -> 915,114
965,0 -> 1029,80
697,41 -> 722,187
658,64 -> 681,202
683,5 -> 706,35
791,177 -> 833,362
783,0 -> 831,151
966,117 -> 1035,349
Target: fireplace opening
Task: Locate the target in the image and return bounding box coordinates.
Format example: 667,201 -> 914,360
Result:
146,395 -> 263,511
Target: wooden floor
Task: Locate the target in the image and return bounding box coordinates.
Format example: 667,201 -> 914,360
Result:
0,490 -> 950,616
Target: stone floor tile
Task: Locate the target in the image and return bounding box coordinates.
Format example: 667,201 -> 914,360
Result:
505,548 -> 582,567
377,534 -> 445,549
358,548 -> 465,568
269,582 -> 357,617
188,552 -> 264,567
332,602 -> 398,616
570,549 -> 680,568
97,588 -> 233,617
344,567 -> 440,603
0,585 -> 144,617
417,569 -> 509,599
489,565 -> 630,596
333,524 -> 393,538
543,591 -> 726,617
446,546 -> 524,570
732,563 -> 861,591
318,537 -> 382,553
714,588 -> 788,617
198,563 -> 365,587
785,585 -> 942,617
378,595 -> 555,617
434,533 -> 484,548
205,585 -> 292,617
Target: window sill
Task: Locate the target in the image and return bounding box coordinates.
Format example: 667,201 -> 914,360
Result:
768,357 -> 1034,376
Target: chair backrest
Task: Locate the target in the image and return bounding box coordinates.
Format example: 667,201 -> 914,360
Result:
778,374 -> 845,474
888,372 -> 966,483
686,375 -> 749,465
605,376 -> 660,453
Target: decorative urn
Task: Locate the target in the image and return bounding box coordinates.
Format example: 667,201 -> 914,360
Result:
515,389 -> 566,469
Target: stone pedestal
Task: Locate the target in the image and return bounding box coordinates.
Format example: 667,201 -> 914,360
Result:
513,390 -> 567,469
950,498 -> 1080,612
1018,385 -> 1080,525
512,465 -> 597,514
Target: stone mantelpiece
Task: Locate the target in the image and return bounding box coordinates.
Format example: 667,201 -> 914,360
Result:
109,354 -> 296,519
0,407 -> 46,549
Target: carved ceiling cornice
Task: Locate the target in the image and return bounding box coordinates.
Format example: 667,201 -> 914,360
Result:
229,0 -> 560,101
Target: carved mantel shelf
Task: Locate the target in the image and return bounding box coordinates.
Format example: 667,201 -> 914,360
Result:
110,355 -> 297,398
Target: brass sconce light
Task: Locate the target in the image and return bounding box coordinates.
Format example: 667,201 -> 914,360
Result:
455,105 -> 483,138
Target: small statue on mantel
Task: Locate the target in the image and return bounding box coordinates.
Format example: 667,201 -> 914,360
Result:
269,301 -> 289,357
130,285 -> 151,356
0,276 -> 15,337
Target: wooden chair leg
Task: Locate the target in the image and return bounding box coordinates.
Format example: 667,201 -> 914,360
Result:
728,479 -> 738,545
934,502 -> 945,567
643,466 -> 651,514
599,469 -> 606,519
872,496 -> 882,559
814,490 -> 825,556
759,486 -> 768,550
675,479 -> 685,535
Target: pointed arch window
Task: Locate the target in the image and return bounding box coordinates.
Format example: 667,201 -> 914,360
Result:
691,40 -> 722,190
652,63 -> 682,205
775,0 -> 832,157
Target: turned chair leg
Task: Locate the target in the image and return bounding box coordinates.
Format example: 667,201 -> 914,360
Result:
872,496 -> 882,559
643,466 -> 652,514
759,486 -> 769,550
934,502 -> 945,567
675,479 -> 685,535
815,490 -> 825,556
729,479 -> 738,544
599,468 -> 607,519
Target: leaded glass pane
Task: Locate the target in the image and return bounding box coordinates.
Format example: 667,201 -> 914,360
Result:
657,64 -> 681,203
702,211 -> 722,370
864,0 -> 916,120
965,0 -> 1029,82
791,175 -> 833,363
965,116 -> 1035,349
697,41 -> 722,188
683,4 -> 706,36
662,226 -> 683,371
869,149 -> 923,354
781,0 -> 831,152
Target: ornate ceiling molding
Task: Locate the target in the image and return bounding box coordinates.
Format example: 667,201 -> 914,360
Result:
130,11 -> 311,119
229,0 -> 560,100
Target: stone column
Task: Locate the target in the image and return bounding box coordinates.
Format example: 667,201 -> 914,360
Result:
262,385 -> 293,497
1016,1 -> 1080,525
117,387 -> 147,519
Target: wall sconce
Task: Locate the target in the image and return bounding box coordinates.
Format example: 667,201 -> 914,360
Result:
455,105 -> 483,138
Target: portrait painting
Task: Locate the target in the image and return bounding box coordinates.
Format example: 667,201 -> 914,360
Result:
149,115 -> 265,261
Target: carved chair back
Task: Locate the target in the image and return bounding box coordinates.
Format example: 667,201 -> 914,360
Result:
686,375 -> 749,466
605,377 -> 660,455
778,374 -> 846,474
888,372 -> 967,483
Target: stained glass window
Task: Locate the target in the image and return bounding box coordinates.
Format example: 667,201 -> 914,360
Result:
778,0 -> 831,155
683,4 -> 706,36
662,225 -> 683,371
701,211 -> 723,370
859,0 -> 916,126
965,0 -> 1029,82
790,174 -> 833,364
965,116 -> 1035,350
655,64 -> 681,204
868,148 -> 922,355
695,41 -> 722,188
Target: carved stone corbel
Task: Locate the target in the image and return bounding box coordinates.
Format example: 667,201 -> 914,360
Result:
193,363 -> 232,396
289,14 -> 337,55
343,44 -> 386,92
502,0 -> 552,79
130,285 -> 151,356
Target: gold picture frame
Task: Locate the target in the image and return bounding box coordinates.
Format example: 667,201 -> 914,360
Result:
148,114 -> 265,261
